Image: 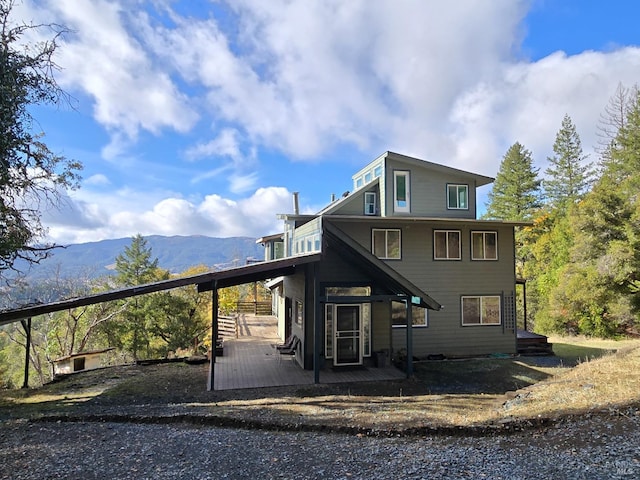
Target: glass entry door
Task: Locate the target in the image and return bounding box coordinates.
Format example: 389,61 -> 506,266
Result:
334,305 -> 362,366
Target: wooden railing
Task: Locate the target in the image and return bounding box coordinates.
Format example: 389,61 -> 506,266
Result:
218,315 -> 238,339
236,301 -> 272,316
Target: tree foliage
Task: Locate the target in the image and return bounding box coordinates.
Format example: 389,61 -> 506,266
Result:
0,0 -> 82,281
484,142 -> 542,222
544,114 -> 593,209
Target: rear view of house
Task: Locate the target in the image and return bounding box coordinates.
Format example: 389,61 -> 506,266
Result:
260,151 -> 524,372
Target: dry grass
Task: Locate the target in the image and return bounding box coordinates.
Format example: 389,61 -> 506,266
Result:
2,337 -> 639,431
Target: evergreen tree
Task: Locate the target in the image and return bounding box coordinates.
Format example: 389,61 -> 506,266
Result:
112,235 -> 168,360
544,114 -> 593,209
484,142 -> 542,221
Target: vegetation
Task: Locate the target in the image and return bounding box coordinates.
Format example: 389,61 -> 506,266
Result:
484,85 -> 640,338
0,0 -> 82,282
0,234 -> 252,388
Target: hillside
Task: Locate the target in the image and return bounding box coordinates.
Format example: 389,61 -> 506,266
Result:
13,235 -> 265,281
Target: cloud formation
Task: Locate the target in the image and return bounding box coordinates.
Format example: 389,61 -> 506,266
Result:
13,1 -> 640,243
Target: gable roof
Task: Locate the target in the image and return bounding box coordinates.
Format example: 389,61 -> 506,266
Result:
323,221 -> 441,310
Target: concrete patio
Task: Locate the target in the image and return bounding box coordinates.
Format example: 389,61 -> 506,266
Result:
211,314 -> 405,390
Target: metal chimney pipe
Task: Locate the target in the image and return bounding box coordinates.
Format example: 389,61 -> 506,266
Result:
331,193 -> 336,202
293,191 -> 299,214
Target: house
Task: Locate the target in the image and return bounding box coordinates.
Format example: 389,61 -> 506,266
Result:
260,151 -> 525,373
52,348 -> 115,376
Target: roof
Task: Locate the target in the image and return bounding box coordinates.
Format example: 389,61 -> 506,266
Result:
323,221 -> 441,310
0,253 -> 322,325
323,214 -> 532,227
53,347 -> 115,363
356,151 -> 495,187
316,178 -> 380,216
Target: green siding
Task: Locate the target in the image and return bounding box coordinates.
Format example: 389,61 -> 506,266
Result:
329,219 -> 517,357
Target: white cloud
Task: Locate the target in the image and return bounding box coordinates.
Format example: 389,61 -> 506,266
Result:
43,186 -> 292,244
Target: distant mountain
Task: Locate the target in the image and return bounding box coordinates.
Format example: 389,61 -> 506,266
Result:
13,235 -> 265,281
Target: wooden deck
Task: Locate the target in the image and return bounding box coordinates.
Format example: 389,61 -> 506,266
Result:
212,315 -> 405,390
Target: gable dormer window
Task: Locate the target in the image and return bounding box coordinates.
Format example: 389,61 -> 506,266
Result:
447,184 -> 469,210
394,171 -> 410,213
364,192 -> 376,215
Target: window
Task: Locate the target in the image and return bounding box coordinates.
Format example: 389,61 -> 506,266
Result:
394,171 -> 410,212
391,301 -> 428,327
373,164 -> 382,178
355,176 -> 363,189
295,299 -> 303,326
447,184 -> 469,210
461,296 -> 501,325
434,230 -> 461,260
364,192 -> 376,215
471,231 -> 497,260
372,229 -> 401,259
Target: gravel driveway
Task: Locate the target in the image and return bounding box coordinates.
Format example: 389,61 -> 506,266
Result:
1,413 -> 638,479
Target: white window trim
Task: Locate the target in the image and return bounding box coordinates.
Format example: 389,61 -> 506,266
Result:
434,230 -> 461,260
447,184 -> 469,210
461,295 -> 502,326
372,228 -> 401,260
471,231 -> 498,260
364,192 -> 376,215
393,170 -> 410,213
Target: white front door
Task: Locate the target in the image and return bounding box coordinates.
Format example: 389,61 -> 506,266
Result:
334,305 -> 362,366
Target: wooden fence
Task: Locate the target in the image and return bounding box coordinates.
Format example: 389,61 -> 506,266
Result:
218,315 -> 238,339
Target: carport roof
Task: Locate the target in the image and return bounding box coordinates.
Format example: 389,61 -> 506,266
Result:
0,253 -> 322,326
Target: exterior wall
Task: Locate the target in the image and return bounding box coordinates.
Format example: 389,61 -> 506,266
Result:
53,353 -> 106,375
281,272 -> 306,367
383,156 -> 478,219
329,218 -> 517,357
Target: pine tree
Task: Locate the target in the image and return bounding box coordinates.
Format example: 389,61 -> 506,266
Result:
484,142 -> 542,221
112,235 -> 168,360
544,114 -> 593,210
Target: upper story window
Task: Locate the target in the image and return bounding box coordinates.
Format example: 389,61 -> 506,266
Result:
447,184 -> 469,210
372,228 -> 401,259
364,192 -> 376,215
394,171 -> 410,213
471,231 -> 497,260
434,230 -> 461,260
461,295 -> 501,326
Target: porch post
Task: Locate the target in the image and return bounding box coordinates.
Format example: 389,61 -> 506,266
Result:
21,318 -> 31,389
313,263 -> 321,384
405,299 -> 413,377
208,281 -> 219,391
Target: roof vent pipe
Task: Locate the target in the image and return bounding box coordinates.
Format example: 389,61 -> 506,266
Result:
331,193 -> 336,202
293,191 -> 299,215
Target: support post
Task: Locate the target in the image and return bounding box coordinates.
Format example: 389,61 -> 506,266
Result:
405,299 -> 413,377
313,263 -> 322,384
208,281 -> 218,391
21,318 -> 32,389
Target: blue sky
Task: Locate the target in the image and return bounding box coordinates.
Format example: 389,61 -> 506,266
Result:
12,0 -> 640,244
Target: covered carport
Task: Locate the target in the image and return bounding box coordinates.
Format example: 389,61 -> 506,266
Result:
0,253 -> 321,390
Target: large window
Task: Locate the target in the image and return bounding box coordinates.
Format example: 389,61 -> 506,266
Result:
364,192 -> 376,215
461,296 -> 501,325
434,230 -> 461,260
391,301 -> 428,327
394,171 -> 410,213
447,184 -> 468,210
295,299 -> 303,326
372,229 -> 401,259
471,231 -> 498,260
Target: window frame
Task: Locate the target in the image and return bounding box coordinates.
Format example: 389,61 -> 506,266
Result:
364,191 -> 376,215
295,299 -> 304,326
471,231 -> 498,260
461,295 -> 502,326
393,170 -> 411,213
391,301 -> 428,328
433,230 -> 461,260
447,184 -> 469,210
372,228 -> 401,260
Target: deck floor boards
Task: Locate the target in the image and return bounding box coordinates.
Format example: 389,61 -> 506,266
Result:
212,315 -> 404,390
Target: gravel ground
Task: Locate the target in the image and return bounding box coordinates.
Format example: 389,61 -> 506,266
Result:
1,413 -> 639,479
